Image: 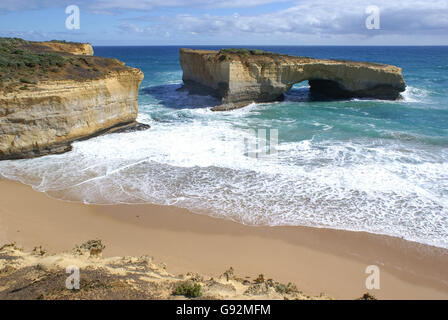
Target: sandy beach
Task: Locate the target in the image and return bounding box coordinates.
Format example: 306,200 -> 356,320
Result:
0,178 -> 447,299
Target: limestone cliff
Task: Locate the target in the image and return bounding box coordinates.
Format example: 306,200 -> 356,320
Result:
0,69 -> 143,159
0,38 -> 144,160
34,40 -> 94,56
180,49 -> 406,111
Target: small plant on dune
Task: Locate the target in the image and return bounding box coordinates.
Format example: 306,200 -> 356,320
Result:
253,274 -> 265,284
274,282 -> 298,294
357,292 -> 378,300
19,78 -> 36,84
74,239 -> 106,257
172,282 -> 202,298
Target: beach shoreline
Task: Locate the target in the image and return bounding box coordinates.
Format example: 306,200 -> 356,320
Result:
1,178 -> 447,299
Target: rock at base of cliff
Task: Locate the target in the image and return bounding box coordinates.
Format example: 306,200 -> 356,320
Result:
0,121 -> 150,161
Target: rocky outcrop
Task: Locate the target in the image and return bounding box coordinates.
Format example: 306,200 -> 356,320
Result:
34,41 -> 94,56
0,69 -> 143,159
0,39 -> 144,160
180,49 -> 406,111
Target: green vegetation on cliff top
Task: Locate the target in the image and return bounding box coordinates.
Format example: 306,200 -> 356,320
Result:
216,48 -> 297,64
219,48 -> 280,56
216,48 -> 386,67
0,37 -> 127,93
1,38 -> 70,69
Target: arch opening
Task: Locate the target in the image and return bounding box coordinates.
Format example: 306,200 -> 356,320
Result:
283,80 -> 350,102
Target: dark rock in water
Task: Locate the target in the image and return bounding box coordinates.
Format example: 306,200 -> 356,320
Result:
110,122 -> 151,134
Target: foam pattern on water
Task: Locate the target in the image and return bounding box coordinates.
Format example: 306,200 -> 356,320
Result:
0,112 -> 447,248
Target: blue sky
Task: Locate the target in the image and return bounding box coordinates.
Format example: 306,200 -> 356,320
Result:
0,0 -> 447,45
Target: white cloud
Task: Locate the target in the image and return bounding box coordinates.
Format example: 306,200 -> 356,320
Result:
1,0 -> 447,44
116,0 -> 448,38
0,0 -> 288,13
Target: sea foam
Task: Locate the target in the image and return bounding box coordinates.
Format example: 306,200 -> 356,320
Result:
0,114 -> 447,249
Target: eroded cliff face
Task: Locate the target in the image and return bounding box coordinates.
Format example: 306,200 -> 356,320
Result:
34,41 -> 94,56
179,49 -> 230,97
0,69 -> 143,159
180,49 -> 406,111
0,39 -> 144,160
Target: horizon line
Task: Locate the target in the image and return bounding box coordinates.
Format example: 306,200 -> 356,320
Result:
91,44 -> 448,47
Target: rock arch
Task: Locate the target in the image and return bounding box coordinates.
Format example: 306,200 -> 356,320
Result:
180,49 -> 406,111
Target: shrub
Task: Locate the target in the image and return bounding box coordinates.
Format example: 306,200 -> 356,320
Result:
219,48 -> 279,56
19,78 -> 36,84
172,282 -> 202,298
218,54 -> 233,62
357,292 -> 377,300
0,38 -> 69,69
274,282 -> 298,294
0,57 -> 8,67
78,239 -> 105,256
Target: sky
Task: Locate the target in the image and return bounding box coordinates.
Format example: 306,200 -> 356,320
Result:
0,0 -> 447,45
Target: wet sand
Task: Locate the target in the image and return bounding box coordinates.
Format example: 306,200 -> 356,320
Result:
0,178 -> 447,299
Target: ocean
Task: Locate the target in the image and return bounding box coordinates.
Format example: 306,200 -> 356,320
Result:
1,46 -> 447,248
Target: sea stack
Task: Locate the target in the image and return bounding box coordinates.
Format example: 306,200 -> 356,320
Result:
0,38 -> 144,160
179,48 -> 406,111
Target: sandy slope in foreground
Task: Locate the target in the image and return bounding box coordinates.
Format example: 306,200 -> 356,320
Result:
1,242 -> 328,300
0,179 -> 447,299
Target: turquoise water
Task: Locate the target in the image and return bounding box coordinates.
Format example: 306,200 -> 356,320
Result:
1,46 -> 447,248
